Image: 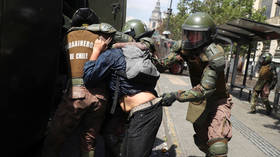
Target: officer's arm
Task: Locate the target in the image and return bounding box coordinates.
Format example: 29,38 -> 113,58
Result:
112,37 -> 154,51
175,66 -> 217,102
113,31 -> 135,43
156,40 -> 183,68
270,64 -> 278,90
139,37 -> 155,52
175,44 -> 225,102
84,23 -> 134,43
157,52 -> 180,67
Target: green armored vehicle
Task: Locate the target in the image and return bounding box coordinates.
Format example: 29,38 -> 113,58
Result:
0,0 -> 126,156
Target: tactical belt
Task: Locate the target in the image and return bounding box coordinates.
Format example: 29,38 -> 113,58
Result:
128,97 -> 162,118
72,78 -> 84,86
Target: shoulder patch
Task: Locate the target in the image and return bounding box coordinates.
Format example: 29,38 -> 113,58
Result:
204,43 -> 225,72
86,23 -> 117,34
67,26 -> 86,33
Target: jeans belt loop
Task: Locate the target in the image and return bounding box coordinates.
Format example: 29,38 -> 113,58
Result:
128,97 -> 162,118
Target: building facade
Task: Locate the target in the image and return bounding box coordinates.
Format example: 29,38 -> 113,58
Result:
254,0 -> 280,63
149,0 -> 162,30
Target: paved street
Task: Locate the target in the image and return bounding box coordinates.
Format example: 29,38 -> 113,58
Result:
61,73 -> 280,157
155,73 -> 280,157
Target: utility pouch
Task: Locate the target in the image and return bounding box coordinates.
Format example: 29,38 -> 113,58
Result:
71,86 -> 98,109
186,99 -> 206,123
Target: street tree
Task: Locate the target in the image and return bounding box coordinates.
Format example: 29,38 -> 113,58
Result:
159,0 -> 266,41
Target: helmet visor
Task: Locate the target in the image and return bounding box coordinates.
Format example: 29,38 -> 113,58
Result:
182,30 -> 210,50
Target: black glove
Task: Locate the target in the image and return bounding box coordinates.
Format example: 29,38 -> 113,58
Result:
160,92 -> 178,106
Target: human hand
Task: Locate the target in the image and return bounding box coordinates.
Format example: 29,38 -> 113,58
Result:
227,95 -> 234,108
90,37 -> 112,60
93,36 -> 112,52
160,92 -> 178,106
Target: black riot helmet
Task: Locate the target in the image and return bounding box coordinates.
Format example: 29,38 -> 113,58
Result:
71,8 -> 99,27
181,12 -> 217,50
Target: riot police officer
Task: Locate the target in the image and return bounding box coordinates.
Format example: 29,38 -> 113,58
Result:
159,12 -> 233,157
250,52 -> 277,114
42,8 -> 114,157
113,19 -> 155,52
112,18 -> 170,72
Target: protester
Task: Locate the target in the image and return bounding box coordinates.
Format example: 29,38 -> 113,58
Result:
83,35 -> 164,157
101,19 -> 158,157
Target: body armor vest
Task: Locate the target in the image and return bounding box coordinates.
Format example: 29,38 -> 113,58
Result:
185,53 -> 228,100
259,64 -> 273,81
254,64 -> 274,91
66,30 -> 99,78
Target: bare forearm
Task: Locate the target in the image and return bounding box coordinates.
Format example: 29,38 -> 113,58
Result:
89,49 -> 101,61
89,37 -> 111,61
113,42 -> 147,50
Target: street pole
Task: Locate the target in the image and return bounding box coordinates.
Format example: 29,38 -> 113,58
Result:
165,0 -> 173,32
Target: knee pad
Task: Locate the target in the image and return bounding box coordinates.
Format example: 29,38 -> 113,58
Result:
250,91 -> 258,104
207,138 -> 228,157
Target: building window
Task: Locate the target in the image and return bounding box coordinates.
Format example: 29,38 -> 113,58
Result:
152,22 -> 156,28
261,0 -> 273,18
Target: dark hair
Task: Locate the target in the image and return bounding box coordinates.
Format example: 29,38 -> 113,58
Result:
71,8 -> 99,27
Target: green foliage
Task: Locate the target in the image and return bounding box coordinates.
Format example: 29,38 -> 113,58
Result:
158,0 -> 189,40
159,0 -> 267,40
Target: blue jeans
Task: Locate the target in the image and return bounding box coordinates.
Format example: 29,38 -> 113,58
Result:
121,101 -> 163,157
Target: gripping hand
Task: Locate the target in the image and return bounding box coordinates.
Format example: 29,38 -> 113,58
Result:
160,91 -> 179,106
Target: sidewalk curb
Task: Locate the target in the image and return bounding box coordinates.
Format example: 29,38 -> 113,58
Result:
156,83 -> 183,157
162,107 -> 183,157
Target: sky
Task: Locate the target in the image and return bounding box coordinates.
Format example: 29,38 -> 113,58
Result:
126,0 -> 180,25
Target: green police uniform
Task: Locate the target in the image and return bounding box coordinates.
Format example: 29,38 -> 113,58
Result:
250,53 -> 277,114
159,12 -> 232,157
42,9 -> 134,157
